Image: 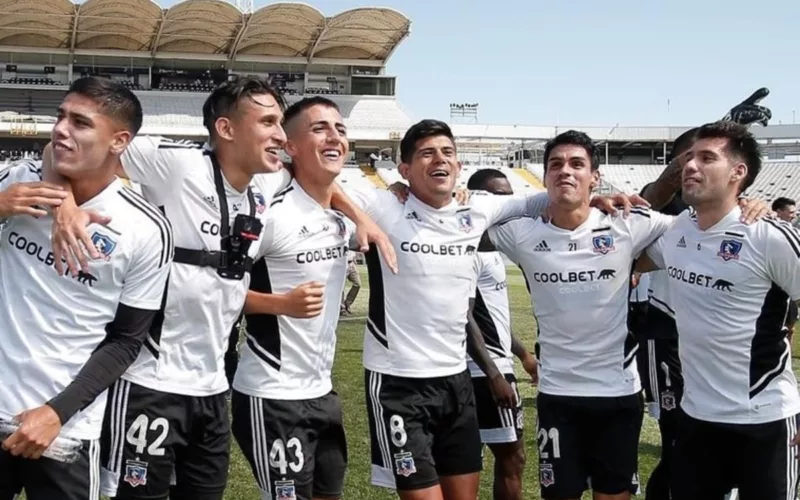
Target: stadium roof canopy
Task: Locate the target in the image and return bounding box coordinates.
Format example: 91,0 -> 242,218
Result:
0,0 -> 411,62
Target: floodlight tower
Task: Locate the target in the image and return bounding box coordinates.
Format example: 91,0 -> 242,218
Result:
229,0 -> 253,13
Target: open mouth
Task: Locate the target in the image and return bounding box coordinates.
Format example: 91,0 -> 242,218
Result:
322,149 -> 341,160
53,142 -> 72,152
265,147 -> 281,157
430,169 -> 449,178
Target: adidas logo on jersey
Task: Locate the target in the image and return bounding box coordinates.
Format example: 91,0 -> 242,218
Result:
405,211 -> 420,221
298,226 -> 311,238
202,195 -> 218,212
534,240 -> 550,252
677,236 -> 687,248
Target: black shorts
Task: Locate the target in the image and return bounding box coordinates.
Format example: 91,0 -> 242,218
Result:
472,373 -> 523,444
100,379 -> 230,499
230,390 -> 348,500
536,392 -> 644,499
636,336 -> 683,419
0,439 -> 101,500
365,369 -> 482,491
671,412 -> 800,500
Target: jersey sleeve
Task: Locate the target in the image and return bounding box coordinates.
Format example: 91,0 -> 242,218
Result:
255,214 -> 279,260
120,137 -> 195,197
644,235 -> 667,270
340,185 -> 398,223
118,222 -> 174,310
0,159 -> 42,189
628,208 -> 675,257
469,255 -> 483,299
252,169 -> 292,204
764,220 -> 800,301
487,219 -> 524,265
475,191 -> 549,227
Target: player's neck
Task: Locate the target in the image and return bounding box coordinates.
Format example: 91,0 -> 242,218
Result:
549,204 -> 591,231
694,196 -> 739,231
410,188 -> 450,209
294,170 -> 333,208
215,148 -> 252,193
70,170 -> 116,205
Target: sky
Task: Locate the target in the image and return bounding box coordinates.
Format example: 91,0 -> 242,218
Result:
158,0 -> 800,128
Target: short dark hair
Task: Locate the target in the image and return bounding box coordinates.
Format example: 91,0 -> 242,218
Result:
543,130 -> 600,172
202,76 -> 285,138
283,96 -> 340,128
400,119 -> 455,164
467,168 -> 507,190
695,121 -> 762,193
669,127 -> 698,162
772,197 -> 796,211
67,77 -> 143,135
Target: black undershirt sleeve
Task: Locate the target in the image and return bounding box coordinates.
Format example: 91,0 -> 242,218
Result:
47,303 -> 156,425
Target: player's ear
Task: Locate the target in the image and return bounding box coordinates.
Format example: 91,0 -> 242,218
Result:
214,117 -> 234,142
284,138 -> 298,157
590,168 -> 600,191
731,161 -> 748,186
398,162 -> 410,180
109,130 -> 132,156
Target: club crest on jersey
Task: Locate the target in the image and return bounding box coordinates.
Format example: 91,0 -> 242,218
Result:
123,459 -> 148,487
592,234 -> 615,254
458,213 -> 473,233
661,390 -> 677,411
275,480 -> 296,500
91,232 -> 116,259
335,217 -> 347,237
253,192 -> 266,214
394,452 -> 417,477
540,463 -> 555,487
717,239 -> 742,261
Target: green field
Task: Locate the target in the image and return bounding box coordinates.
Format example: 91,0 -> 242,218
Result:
224,265 -> 790,500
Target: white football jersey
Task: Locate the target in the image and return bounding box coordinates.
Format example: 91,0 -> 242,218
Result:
234,179 -> 353,400
468,252 -> 514,377
0,161 -> 172,440
646,207 -> 800,424
118,136 -> 290,397
345,188 -> 548,378
489,207 -> 673,397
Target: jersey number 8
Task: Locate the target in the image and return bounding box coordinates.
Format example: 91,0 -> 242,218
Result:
126,414 -> 169,457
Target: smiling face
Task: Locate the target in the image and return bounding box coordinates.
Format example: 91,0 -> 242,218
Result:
51,92 -> 131,180
544,143 -> 598,208
218,92 -> 286,175
399,134 -> 461,207
285,103 -> 348,180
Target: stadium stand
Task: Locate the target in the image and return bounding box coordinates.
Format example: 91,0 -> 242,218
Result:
336,166 -> 382,192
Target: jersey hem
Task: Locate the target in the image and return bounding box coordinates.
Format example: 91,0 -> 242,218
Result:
121,374 -> 228,397
682,402 -> 800,425
364,363 -> 468,379
231,381 -> 333,401
538,384 -> 642,398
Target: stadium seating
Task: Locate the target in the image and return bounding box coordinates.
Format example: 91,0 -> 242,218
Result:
746,161 -> 800,203
598,164 -> 666,194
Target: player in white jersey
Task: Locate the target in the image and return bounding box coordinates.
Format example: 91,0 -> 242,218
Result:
341,250 -> 362,315
483,130 -> 679,500
45,78 -> 394,500
231,97 -> 355,500
639,121 -> 800,500
0,78 -> 172,500
344,120 -> 636,500
465,169 -> 537,500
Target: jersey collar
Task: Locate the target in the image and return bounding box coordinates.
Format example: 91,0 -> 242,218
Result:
407,193 -> 458,214
691,205 -> 742,232
81,177 -> 124,209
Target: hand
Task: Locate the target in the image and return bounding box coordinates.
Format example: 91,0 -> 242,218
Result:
723,88 -> 772,128
353,217 -> 398,274
737,197 -> 771,224
590,192 -> 651,217
0,181 -> 67,218
280,281 -> 325,318
630,272 -> 641,289
521,353 -> 538,385
2,405 -> 62,460
387,182 -> 410,203
51,194 -> 112,277
454,188 -> 470,205
792,428 -> 800,457
488,374 -> 517,409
